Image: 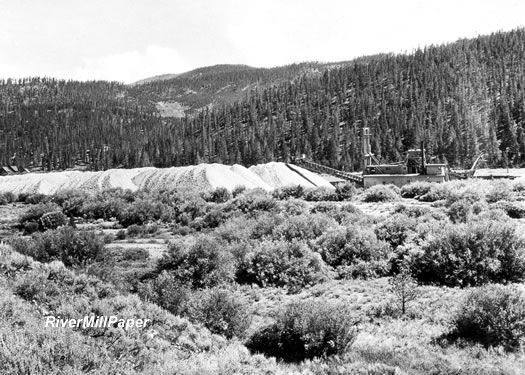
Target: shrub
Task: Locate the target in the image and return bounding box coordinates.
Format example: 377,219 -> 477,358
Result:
512,179 -> 525,193
14,269 -> 61,301
250,212 -> 284,239
12,227 -> 104,267
85,246 -> 152,293
157,236 -> 234,288
449,284 -> 525,350
19,204 -> 67,233
473,207 -> 510,223
202,187 -> 232,203
445,188 -> 483,207
145,223 -> 159,234
115,229 -> 126,240
392,203 -> 432,218
315,225 -> 389,269
186,287 -> 251,339
303,187 -> 339,202
23,221 -> 40,234
20,193 -> 49,204
447,199 -> 473,223
335,259 -> 390,280
125,223 -> 158,237
176,197 -> 208,225
247,299 -> 359,361
0,250 -> 32,276
14,261 -> 114,303
126,224 -> 142,237
231,189 -> 277,213
232,185 -> 246,197
105,246 -> 149,262
39,211 -> 68,230
138,271 -> 191,316
375,213 -> 417,249
279,199 -> 309,215
418,209 -> 449,223
237,240 -> 329,289
366,298 -> 402,320
311,203 -> 364,226
146,189 -> 184,206
335,182 -> 357,200
272,185 -> 305,200
51,189 -> 90,217
400,181 -> 433,198
81,198 -> 126,221
190,209 -> 229,231
18,203 -> 61,230
486,181 -> 515,203
97,188 -> 137,203
215,216 -> 255,242
117,199 -> 174,226
0,192 -> 17,205
310,202 -> 339,214
341,203 -> 365,215
362,185 -> 400,202
272,214 -> 335,242
172,225 -> 193,236
102,233 -> 114,244
410,221 -> 525,286
493,201 -> 525,219
419,184 -> 450,202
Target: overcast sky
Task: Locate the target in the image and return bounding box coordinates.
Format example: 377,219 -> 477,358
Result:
1,0 -> 524,83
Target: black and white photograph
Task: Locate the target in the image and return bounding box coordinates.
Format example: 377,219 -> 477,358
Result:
1,0 -> 525,374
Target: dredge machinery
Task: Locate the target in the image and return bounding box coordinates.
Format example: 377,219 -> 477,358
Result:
293,127 -> 488,187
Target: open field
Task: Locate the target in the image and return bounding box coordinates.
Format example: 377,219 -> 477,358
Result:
1,178 -> 525,374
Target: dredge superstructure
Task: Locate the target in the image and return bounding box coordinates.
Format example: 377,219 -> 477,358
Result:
293,127 -> 486,187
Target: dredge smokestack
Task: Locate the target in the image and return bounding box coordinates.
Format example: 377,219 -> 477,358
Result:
363,127 -> 371,170
421,141 -> 426,175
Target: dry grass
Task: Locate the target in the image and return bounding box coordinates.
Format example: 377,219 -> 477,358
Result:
105,241 -> 168,259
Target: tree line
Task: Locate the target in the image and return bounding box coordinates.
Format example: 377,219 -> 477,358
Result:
1,29 -> 524,171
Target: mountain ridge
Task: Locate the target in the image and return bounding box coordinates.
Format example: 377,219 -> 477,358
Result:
126,62 -> 334,117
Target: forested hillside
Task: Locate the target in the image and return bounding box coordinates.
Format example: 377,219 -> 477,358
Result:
1,29 -> 525,171
128,63 -> 329,115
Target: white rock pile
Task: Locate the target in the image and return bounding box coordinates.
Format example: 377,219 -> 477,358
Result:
0,162 -> 335,195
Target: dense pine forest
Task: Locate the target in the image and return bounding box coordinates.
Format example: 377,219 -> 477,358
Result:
1,29 -> 525,171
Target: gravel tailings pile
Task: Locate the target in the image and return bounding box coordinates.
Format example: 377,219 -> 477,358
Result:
0,162 -> 332,195
249,162 -> 334,189
134,164 -> 272,192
